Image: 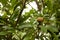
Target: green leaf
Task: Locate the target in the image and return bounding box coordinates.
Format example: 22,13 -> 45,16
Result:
41,26 -> 47,32
18,23 -> 32,29
24,28 -> 35,40
47,26 -> 58,32
0,31 -> 7,35
0,0 -> 8,6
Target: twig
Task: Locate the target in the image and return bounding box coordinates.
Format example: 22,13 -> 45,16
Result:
35,0 -> 41,11
14,0 -> 27,27
35,23 -> 41,40
35,0 -> 44,14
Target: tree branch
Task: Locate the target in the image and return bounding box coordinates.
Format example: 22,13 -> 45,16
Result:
14,0 -> 27,27
35,0 -> 44,12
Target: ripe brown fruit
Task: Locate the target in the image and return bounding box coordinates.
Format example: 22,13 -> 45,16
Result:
37,17 -> 44,22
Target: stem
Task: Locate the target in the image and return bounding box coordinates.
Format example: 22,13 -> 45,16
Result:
36,23 -> 41,40
6,33 -> 12,40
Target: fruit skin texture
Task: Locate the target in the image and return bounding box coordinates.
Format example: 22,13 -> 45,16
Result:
37,17 -> 44,22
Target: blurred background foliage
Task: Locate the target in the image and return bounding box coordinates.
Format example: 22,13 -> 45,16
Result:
0,0 -> 60,40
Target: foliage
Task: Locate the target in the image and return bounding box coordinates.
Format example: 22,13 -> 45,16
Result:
0,0 -> 60,40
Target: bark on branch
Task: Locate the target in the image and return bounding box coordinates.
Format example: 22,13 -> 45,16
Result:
14,0 -> 27,27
